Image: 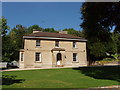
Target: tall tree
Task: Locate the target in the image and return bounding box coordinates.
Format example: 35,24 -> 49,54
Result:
8,25 -> 27,61
27,25 -> 43,34
80,2 -> 119,62
0,17 -> 10,37
81,2 -> 120,33
1,17 -> 11,61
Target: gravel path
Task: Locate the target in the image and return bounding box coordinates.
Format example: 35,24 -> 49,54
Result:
1,66 -> 80,72
94,85 -> 120,89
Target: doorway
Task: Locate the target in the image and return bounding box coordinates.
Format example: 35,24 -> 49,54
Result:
57,53 -> 62,65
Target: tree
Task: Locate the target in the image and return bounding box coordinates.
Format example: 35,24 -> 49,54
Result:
63,28 -> 84,37
0,17 -> 10,37
27,25 -> 43,34
89,42 -> 106,59
111,33 -> 120,53
1,17 -> 11,61
2,36 -> 16,62
80,2 -> 120,63
8,25 -> 27,61
43,28 -> 58,33
81,2 -> 120,33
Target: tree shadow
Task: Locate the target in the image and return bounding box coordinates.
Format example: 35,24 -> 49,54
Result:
73,65 -> 120,82
1,75 -> 25,85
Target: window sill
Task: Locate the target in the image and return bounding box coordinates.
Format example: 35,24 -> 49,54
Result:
35,46 -> 42,48
72,48 -> 78,49
35,61 -> 42,63
72,61 -> 79,63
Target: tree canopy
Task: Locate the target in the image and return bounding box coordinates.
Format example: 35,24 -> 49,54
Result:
0,17 -> 10,37
81,2 -> 120,33
81,2 -> 120,62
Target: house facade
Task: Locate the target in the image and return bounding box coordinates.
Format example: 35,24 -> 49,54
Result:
19,30 -> 87,68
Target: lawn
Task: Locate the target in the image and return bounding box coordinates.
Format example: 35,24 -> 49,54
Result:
2,66 -> 120,88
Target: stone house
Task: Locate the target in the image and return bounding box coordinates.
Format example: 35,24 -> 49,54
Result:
19,30 -> 87,68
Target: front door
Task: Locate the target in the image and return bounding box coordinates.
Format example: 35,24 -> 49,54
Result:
57,53 -> 62,65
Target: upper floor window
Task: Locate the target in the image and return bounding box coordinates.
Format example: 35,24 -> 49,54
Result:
73,42 -> 76,48
36,40 -> 40,47
55,41 -> 59,47
35,52 -> 41,62
73,53 -> 77,62
21,53 -> 24,61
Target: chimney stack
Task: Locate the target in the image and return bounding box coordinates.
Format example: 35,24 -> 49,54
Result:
59,31 -> 68,34
33,29 -> 41,33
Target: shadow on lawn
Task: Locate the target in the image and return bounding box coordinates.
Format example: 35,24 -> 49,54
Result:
1,75 -> 25,85
73,65 -> 120,82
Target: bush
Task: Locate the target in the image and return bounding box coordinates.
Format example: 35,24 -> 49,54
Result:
102,58 -> 113,61
96,58 -> 114,64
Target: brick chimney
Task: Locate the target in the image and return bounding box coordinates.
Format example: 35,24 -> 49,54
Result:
59,31 -> 68,34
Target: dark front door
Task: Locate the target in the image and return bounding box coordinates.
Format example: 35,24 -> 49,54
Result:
57,53 -> 62,65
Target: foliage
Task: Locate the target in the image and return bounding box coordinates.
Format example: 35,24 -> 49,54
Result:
9,25 -> 27,48
27,25 -> 43,34
81,2 -> 120,33
63,28 -> 84,37
80,2 -> 120,62
96,58 -> 115,65
2,36 -> 17,62
105,41 -> 117,55
112,33 -> 120,53
43,28 -> 58,33
0,17 -> 10,36
88,42 -> 106,60
2,68 -> 119,88
101,58 -> 113,61
2,25 -> 27,62
111,54 -> 120,60
2,23 -> 28,61
2,17 -> 11,62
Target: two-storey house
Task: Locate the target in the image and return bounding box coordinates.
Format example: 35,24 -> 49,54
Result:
19,30 -> 87,68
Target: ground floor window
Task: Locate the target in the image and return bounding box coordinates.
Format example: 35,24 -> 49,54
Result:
21,53 -> 24,61
35,52 -> 41,62
73,53 -> 77,62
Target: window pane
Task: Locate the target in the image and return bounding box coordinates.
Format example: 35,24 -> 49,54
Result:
36,40 -> 40,46
73,42 -> 76,48
55,41 -> 59,47
73,53 -> 77,61
21,53 -> 23,61
35,53 -> 41,62
36,53 -> 39,61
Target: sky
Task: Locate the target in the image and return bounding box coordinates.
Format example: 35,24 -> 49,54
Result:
2,2 -> 83,31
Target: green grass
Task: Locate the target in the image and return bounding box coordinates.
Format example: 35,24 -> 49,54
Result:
2,66 -> 120,88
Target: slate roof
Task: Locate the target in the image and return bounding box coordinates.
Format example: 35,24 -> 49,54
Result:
23,32 -> 87,41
